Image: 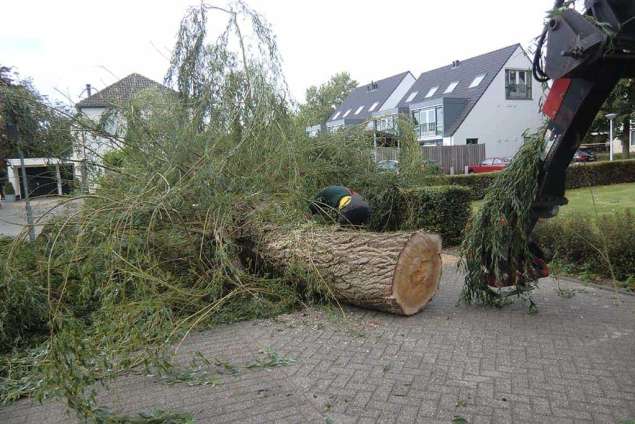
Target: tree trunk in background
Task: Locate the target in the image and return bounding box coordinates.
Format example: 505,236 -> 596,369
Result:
244,224 -> 443,316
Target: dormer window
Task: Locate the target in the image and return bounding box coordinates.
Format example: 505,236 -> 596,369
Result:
343,109 -> 352,118
332,111 -> 340,120
405,91 -> 419,103
369,101 -> 380,112
444,81 -> 459,94
425,87 -> 439,98
469,74 -> 486,88
355,106 -> 364,115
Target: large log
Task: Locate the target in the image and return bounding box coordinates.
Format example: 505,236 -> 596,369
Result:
247,225 -> 443,316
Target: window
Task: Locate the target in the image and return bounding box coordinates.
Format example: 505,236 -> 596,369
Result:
306,126 -> 321,138
445,81 -> 459,94
466,138 -> 478,145
328,124 -> 344,133
425,87 -> 439,98
506,69 -> 532,100
376,116 -> 395,132
355,106 -> 364,115
369,101 -> 379,112
332,111 -> 340,120
469,74 -> 486,88
343,109 -> 352,118
405,91 -> 418,103
412,106 -> 444,139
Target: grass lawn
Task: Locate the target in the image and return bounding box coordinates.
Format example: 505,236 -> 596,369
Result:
559,183 -> 635,217
472,182 -> 635,218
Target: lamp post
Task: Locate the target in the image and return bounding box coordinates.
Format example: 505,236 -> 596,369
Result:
606,113 -> 618,161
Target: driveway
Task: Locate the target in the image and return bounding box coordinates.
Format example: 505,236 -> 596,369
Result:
1,257 -> 634,423
0,197 -> 80,238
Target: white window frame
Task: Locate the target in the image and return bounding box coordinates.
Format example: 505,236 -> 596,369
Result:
405,91 -> 418,103
355,106 -> 364,115
369,101 -> 379,112
425,87 -> 439,98
444,81 -> 459,94
469,74 -> 486,88
505,69 -> 532,100
343,109 -> 352,118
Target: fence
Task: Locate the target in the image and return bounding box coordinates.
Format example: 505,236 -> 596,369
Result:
376,144 -> 486,174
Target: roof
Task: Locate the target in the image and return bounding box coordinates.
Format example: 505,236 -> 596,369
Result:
399,44 -> 521,136
327,71 -> 413,123
76,73 -> 170,109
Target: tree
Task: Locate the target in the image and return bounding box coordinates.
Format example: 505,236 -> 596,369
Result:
588,79 -> 634,159
298,72 -> 358,126
0,67 -> 73,166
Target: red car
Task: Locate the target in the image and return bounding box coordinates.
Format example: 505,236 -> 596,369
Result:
468,158 -> 510,174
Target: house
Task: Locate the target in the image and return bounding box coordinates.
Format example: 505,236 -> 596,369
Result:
324,71 -> 416,133
399,44 -> 544,158
74,73 -> 172,185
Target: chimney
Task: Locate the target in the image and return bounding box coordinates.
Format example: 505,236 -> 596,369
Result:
86,84 -> 92,96
451,60 -> 461,69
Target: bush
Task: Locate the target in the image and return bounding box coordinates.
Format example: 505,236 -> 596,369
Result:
428,159 -> 635,200
3,182 -> 15,195
425,173 -> 495,200
360,173 -> 471,246
534,211 -> 635,282
399,186 -> 472,246
566,160 -> 635,189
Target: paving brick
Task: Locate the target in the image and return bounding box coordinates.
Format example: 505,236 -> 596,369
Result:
2,263 -> 634,424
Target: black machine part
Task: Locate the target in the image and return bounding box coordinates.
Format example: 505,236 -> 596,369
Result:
530,0 -> 635,225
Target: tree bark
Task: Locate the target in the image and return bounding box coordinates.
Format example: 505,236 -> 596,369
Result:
246,224 -> 443,316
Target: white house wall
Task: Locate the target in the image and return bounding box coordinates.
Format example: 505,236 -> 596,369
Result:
451,47 -> 545,158
381,74 -> 416,111
73,107 -> 126,183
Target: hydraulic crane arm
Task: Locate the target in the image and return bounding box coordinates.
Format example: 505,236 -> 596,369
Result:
530,0 -> 635,223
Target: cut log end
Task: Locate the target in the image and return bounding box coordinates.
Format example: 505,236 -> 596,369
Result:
391,232 -> 443,316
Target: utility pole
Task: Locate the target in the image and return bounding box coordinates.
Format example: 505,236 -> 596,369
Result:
7,120 -> 36,241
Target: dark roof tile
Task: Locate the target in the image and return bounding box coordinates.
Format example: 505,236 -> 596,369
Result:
399,44 -> 521,135
76,73 -> 170,108
328,71 -> 413,123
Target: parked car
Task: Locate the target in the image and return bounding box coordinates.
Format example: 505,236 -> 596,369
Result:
468,158 -> 510,174
377,160 -> 399,173
574,148 -> 596,162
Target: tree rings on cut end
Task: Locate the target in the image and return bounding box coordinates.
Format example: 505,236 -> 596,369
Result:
391,232 -> 442,316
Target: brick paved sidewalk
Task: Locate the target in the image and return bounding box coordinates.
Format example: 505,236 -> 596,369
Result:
2,256 -> 634,423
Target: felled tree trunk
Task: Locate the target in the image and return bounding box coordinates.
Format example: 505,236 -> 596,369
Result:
246,224 -> 443,316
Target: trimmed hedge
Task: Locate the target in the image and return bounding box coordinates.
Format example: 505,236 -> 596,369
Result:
427,159 -> 635,200
566,159 -> 635,189
361,175 -> 471,246
398,186 -> 472,246
534,211 -> 635,282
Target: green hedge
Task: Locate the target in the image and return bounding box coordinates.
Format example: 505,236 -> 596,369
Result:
361,176 -> 471,246
566,160 -> 635,189
398,186 -> 472,246
427,159 -> 635,200
534,211 -> 635,282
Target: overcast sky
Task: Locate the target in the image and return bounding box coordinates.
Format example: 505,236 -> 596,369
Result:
2,0 -> 556,106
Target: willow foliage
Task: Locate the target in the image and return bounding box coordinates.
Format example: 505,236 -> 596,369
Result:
460,131 -> 547,305
0,2 -> 377,421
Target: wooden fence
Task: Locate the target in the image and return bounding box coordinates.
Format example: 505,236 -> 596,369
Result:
376,144 -> 486,174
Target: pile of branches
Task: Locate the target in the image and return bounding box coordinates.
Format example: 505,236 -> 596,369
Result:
0,2 -> 383,420
459,130 -> 547,306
